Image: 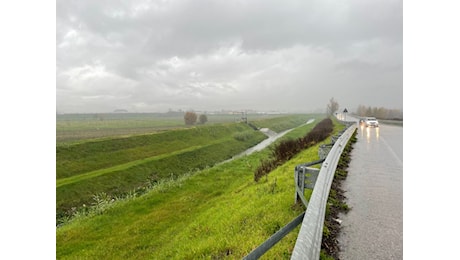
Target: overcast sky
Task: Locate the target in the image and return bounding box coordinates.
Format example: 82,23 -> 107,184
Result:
56,0 -> 402,113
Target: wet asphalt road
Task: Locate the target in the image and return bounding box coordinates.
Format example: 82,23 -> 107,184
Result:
338,120 -> 403,259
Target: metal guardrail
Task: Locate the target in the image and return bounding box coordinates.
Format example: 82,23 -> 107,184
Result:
242,122 -> 356,259
294,159 -> 324,207
290,124 -> 357,260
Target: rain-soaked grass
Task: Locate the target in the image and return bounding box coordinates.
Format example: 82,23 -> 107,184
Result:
57,115 -> 344,259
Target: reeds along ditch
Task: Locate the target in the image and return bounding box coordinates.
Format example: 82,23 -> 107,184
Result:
254,118 -> 333,182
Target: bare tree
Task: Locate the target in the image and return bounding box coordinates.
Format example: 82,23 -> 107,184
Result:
327,97 -> 339,116
184,111 -> 197,125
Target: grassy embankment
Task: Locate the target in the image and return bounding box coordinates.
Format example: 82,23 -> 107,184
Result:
57,114 -> 345,259
57,124 -> 265,223
56,114 -> 312,223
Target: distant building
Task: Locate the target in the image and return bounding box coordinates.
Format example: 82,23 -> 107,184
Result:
113,109 -> 128,113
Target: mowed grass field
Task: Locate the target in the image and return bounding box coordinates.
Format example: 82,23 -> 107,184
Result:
56,113 -> 341,259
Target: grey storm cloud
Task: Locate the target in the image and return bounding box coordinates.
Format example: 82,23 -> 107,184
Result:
56,0 -> 402,113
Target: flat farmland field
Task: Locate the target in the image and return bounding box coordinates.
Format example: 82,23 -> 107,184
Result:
56,112 -> 289,144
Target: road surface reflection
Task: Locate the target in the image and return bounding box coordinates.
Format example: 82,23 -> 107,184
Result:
359,124 -> 380,143
338,122 -> 403,259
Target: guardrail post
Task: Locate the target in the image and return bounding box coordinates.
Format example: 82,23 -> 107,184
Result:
304,167 -> 320,190
331,135 -> 338,144
294,167 -> 299,204
300,166 -> 305,198
319,144 -> 333,160
294,166 -> 306,205
294,159 -> 324,206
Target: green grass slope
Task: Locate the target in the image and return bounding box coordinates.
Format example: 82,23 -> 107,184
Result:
57,123 -> 267,221
57,124 -> 254,179
57,115 -> 342,259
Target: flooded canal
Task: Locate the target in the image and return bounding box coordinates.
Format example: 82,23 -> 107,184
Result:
240,118 -> 316,156
219,119 -> 315,165
338,122 -> 403,259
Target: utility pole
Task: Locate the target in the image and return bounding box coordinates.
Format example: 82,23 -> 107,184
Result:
241,111 -> 247,123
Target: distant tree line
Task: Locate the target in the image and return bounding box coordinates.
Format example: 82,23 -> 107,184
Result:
355,105 -> 403,120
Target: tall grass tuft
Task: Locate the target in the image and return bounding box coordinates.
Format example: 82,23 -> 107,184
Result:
233,130 -> 258,141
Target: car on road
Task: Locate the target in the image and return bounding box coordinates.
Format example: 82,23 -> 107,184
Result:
362,117 -> 379,127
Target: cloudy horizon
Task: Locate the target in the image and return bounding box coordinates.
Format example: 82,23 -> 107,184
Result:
56,0 -> 402,114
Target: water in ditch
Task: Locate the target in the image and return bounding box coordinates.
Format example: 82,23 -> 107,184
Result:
218,119 -> 316,165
